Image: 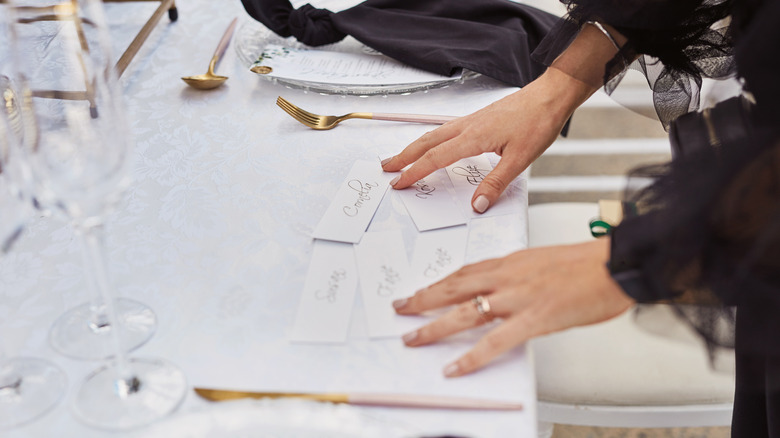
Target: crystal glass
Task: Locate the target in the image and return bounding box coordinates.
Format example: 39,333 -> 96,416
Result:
7,0 -> 186,429
9,0 -> 157,361
0,78 -> 67,432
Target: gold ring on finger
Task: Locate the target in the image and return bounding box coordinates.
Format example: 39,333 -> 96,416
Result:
472,295 -> 495,323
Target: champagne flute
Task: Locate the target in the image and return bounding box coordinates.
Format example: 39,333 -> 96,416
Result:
0,77 -> 67,431
7,0 -> 186,428
8,0 -> 157,361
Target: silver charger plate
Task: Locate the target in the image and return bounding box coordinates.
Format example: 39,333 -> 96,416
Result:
235,19 -> 478,96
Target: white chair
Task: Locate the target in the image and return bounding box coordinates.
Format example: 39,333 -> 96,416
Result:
527,203 -> 735,437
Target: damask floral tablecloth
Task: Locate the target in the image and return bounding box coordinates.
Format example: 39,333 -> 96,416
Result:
1,0 -> 535,436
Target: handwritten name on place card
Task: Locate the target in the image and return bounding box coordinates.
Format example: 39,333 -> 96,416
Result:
290,240 -> 358,343
312,160 -> 396,244
410,226 -> 469,288
397,169 -> 467,232
354,230 -> 421,338
445,155 -> 523,219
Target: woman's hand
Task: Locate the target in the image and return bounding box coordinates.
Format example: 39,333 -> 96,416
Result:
382,68 -> 592,213
381,22 -> 631,214
392,238 -> 634,377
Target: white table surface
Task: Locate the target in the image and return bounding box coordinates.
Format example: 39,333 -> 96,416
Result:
1,0 -> 536,436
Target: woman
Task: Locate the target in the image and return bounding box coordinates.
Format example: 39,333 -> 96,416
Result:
383,0 -> 780,435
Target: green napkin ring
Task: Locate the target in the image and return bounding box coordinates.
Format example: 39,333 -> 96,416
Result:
589,219 -> 613,237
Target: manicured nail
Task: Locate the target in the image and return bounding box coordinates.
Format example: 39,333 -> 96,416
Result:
389,175 -> 401,187
392,298 -> 408,310
443,362 -> 460,377
402,330 -> 418,344
380,157 -> 393,167
473,195 -> 489,213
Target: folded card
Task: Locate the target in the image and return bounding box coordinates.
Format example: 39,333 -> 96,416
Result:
312,160 -> 396,243
397,169 -> 467,232
290,240 -> 358,343
354,230 -> 421,338
446,155 -> 522,219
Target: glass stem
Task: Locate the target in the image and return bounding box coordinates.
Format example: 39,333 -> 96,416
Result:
78,224 -> 137,397
79,225 -> 110,334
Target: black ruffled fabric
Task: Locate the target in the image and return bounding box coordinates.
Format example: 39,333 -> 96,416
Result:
540,0 -> 780,435
615,130 -> 780,437
532,0 -> 737,128
240,0 -> 559,89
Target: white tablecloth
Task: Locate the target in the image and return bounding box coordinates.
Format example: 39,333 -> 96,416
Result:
1,0 -> 535,436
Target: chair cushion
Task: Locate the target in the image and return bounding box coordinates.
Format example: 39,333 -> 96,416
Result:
528,203 -> 735,406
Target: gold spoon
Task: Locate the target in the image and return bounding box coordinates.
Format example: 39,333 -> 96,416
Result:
182,17 -> 238,90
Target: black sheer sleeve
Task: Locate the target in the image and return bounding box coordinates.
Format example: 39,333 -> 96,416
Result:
610,130 -> 780,356
532,0 -> 735,128
535,0 -> 780,364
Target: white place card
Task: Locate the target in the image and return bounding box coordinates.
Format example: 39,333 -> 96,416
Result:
312,160 -> 396,243
290,240 -> 358,343
410,226 -> 469,289
354,230 -> 421,338
446,155 -> 523,219
397,169 -> 467,232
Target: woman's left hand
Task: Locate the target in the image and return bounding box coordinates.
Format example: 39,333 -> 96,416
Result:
392,238 -> 634,377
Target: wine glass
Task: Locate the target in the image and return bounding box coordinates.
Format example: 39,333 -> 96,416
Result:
0,77 -> 67,431
8,0 -> 157,362
7,0 -> 186,429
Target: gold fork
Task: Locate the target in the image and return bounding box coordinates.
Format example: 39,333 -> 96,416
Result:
276,96 -> 458,130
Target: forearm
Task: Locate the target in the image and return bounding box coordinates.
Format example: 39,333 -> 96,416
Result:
539,22 -> 631,123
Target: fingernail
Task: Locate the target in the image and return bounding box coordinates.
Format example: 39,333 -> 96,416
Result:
392,298 -> 408,310
389,175 -> 401,188
402,330 -> 418,344
443,362 -> 460,377
473,195 -> 489,213
380,157 -> 393,167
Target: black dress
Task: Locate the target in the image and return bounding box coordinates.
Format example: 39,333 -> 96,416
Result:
534,1 -> 780,436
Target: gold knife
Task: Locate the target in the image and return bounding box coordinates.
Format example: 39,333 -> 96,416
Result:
194,387 -> 523,411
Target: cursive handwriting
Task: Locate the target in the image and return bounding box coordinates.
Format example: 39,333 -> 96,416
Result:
342,180 -> 379,217
315,269 -> 347,303
376,264 -> 402,297
423,248 -> 453,278
414,178 -> 436,199
452,165 -> 489,186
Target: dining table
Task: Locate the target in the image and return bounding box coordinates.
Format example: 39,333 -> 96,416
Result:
0,0 -> 537,436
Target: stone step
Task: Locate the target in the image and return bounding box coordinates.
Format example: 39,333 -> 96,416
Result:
529,191 -> 623,206
568,87 -> 666,139
567,106 -> 666,139
531,138 -> 672,177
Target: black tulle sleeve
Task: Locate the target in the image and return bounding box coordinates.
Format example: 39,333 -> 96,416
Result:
611,131 -> 780,356
533,0 -> 736,128
535,0 -> 780,364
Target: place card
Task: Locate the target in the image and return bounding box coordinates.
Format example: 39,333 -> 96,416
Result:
312,160 -> 396,243
397,169 -> 467,232
290,240 -> 358,343
354,230 -> 420,338
410,226 -> 469,288
446,155 -> 523,219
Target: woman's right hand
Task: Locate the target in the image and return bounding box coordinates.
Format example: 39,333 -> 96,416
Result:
381,67 -> 594,213
381,21 -> 632,213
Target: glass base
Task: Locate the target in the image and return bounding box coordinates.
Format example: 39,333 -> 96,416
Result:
73,357 -> 187,430
0,357 -> 67,429
49,298 -> 157,360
